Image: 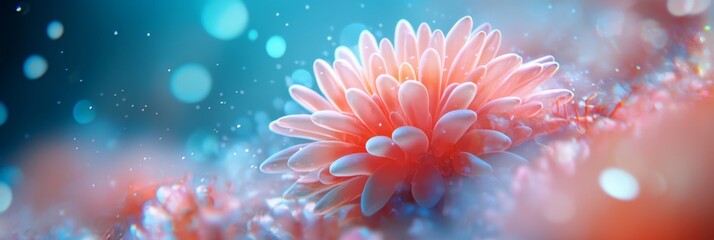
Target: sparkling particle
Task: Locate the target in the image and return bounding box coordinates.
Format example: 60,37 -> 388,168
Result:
266,35 -> 287,58
23,55 -> 48,80
114,30 -> 118,36
599,168 -> 640,201
290,68 -> 314,88
170,64 -> 213,103
247,29 -> 258,41
0,183 -> 11,213
46,20 -> 64,40
73,99 -> 96,124
201,0 -> 249,40
0,102 -> 6,127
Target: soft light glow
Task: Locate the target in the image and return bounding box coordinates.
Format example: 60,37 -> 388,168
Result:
248,29 -> 258,41
23,55 -> 48,80
201,0 -> 249,40
0,183 -> 11,214
47,20 -> 64,40
599,168 -> 640,201
0,102 -> 7,127
290,68 -> 313,88
73,99 -> 96,124
266,35 -> 286,58
170,64 -> 212,103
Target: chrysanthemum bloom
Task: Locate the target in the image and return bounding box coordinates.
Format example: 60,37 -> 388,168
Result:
261,16 -> 574,216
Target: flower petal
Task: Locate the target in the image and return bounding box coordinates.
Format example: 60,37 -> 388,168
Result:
419,48 -> 443,115
444,16 -> 473,72
288,141 -> 364,172
476,30 -> 501,67
359,30 -> 379,71
283,181 -> 336,200
289,85 -> 336,112
366,136 -> 405,160
330,153 -> 388,177
428,30 -> 445,60
376,74 -> 403,116
452,152 -> 493,177
380,39 -> 399,77
346,89 -> 392,136
312,110 -> 370,139
260,144 -> 308,173
319,167 -> 344,185
270,120 -> 336,141
394,19 -> 416,64
438,82 -> 478,118
411,163 -> 446,208
416,22 -> 432,55
399,80 -> 432,134
314,59 -> 350,112
479,151 -> 528,169
456,129 -> 512,155
399,62 -> 417,82
431,110 -> 478,156
447,31 -> 487,85
361,162 -> 406,216
314,176 -> 368,215
334,59 -> 366,91
392,126 -> 429,157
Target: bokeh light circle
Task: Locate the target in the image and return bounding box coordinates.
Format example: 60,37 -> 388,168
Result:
266,35 -> 287,58
0,182 -> 12,214
23,55 -> 48,80
170,64 -> 212,103
73,99 -> 96,124
248,29 -> 258,41
290,68 -> 314,88
599,168 -> 640,201
201,0 -> 249,40
340,23 -> 368,48
0,102 -> 7,127
47,20 -> 64,40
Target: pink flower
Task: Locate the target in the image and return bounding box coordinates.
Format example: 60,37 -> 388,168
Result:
262,16 -> 573,216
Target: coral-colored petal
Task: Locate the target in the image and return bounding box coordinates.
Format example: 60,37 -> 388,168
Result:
477,96 -> 522,115
270,120 -> 336,141
277,114 -> 341,138
476,30 -> 502,67
473,22 -> 491,34
494,63 -> 543,97
334,59 -> 367,91
474,53 -> 523,105
399,62 -> 417,82
512,62 -> 559,97
283,181 -> 336,200
389,112 -> 407,128
330,153 -> 388,177
380,39 -> 399,77
394,20 -> 416,64
444,16 -> 473,71
447,31 -> 487,85
524,89 -> 575,104
514,101 -> 544,118
314,176 -> 368,215
419,48 -> 443,115
367,54 -> 388,93
297,169 -> 321,183
366,136 -> 405,160
260,144 -> 308,173
319,167 -> 344,185
416,23 -> 432,56
361,162 -> 406,216
392,126 -> 429,157
456,129 -> 512,155
399,80 -> 432,134
479,151 -> 528,169
289,85 -> 336,112
438,82 -> 478,118
359,31 -> 379,70
346,89 -> 392,136
312,110 -> 370,139
314,59 -> 350,112
335,46 -> 363,72
452,152 -> 493,177
287,141 -> 363,172
375,75 -> 402,115
428,30 -> 445,59
411,163 -> 446,208
431,110 -> 477,156
509,126 -> 533,144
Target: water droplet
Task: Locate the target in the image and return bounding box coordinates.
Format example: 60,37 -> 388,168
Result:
202,0 -> 249,40
170,64 -> 212,103
23,55 -> 48,80
266,35 -> 287,58
46,20 -> 64,40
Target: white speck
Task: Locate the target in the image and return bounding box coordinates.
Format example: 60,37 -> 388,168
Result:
114,30 -> 118,36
